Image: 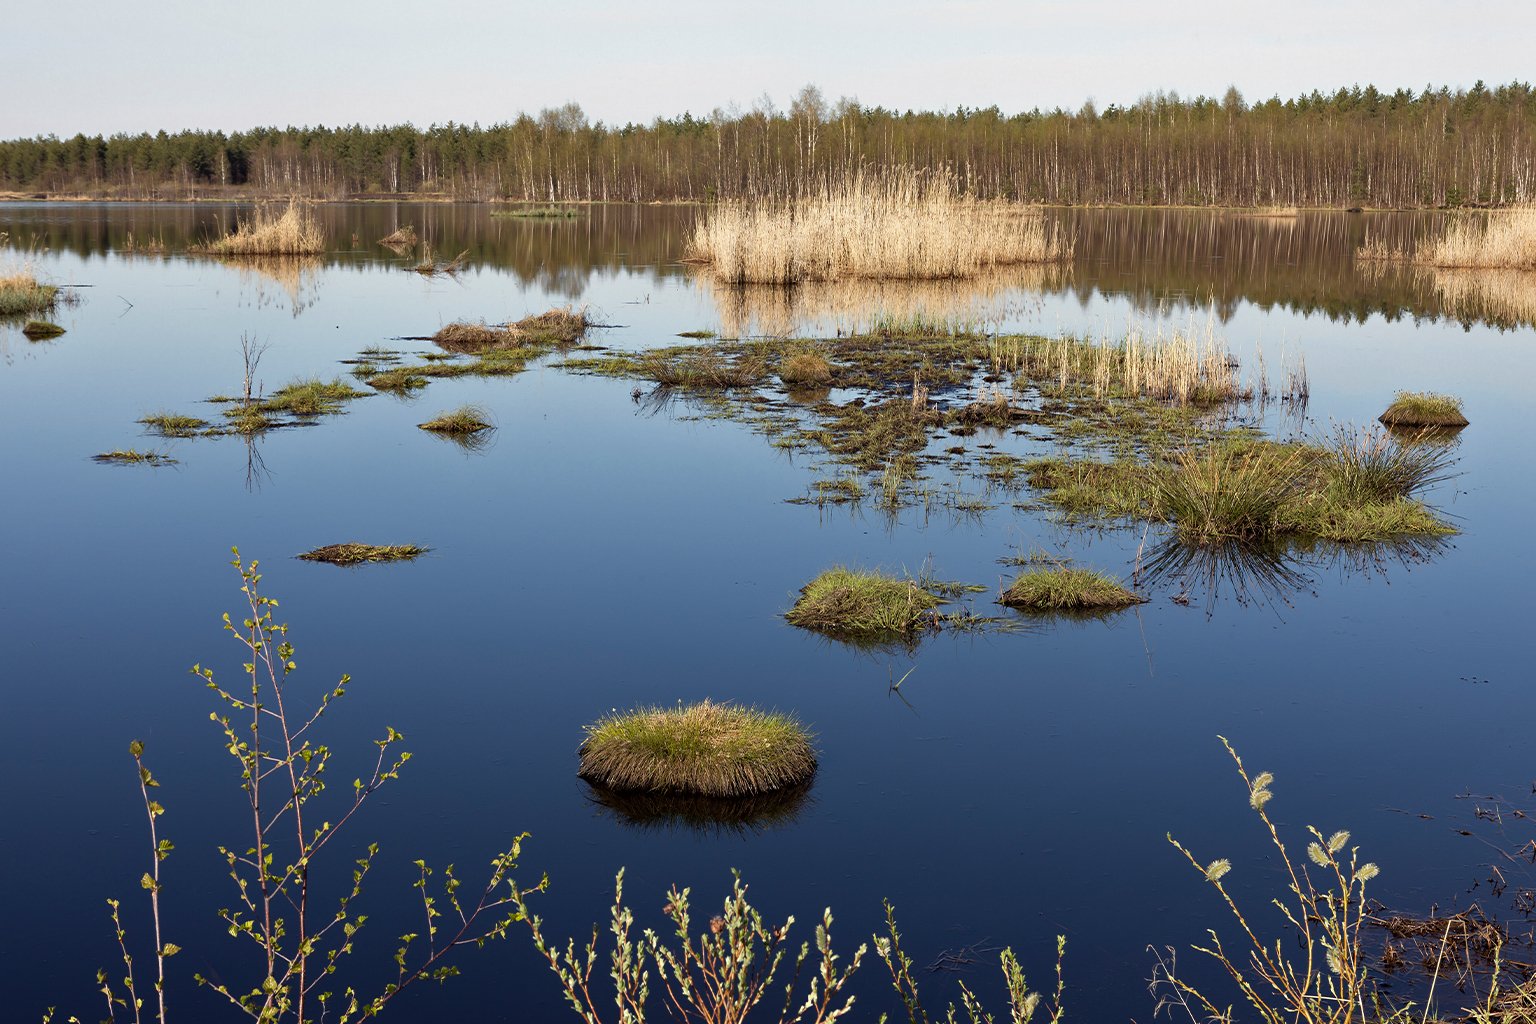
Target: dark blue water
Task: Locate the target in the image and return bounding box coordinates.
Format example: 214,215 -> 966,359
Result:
2,204 -> 1531,1022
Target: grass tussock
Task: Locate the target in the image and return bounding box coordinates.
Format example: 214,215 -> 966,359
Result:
297,543 -> 428,566
641,349 -> 767,390
93,449 -> 175,466
196,200 -> 324,256
778,350 -> 834,387
139,412 -> 210,437
432,307 -> 590,353
578,700 -> 816,798
418,405 -> 493,434
21,320 -> 65,339
1378,391 -> 1469,428
1001,568 -> 1146,611
1363,207 -> 1536,270
784,566 -> 942,641
1156,443 -> 1310,544
378,225 -> 418,249
0,271 -> 60,317
262,378 -> 370,416
688,166 -> 1072,284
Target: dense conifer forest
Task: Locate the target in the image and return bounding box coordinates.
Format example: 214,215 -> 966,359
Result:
3,82 -> 1533,207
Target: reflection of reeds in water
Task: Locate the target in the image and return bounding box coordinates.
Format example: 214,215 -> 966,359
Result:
689,167 -> 1072,284
1358,207 -> 1536,270
231,256 -> 322,314
584,780 -> 813,836
700,264 -> 1068,338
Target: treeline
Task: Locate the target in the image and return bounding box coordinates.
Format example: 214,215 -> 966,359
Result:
4,82 -> 1535,207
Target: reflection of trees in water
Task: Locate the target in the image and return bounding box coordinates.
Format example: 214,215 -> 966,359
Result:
584,780 -> 813,836
1139,533 -> 1451,612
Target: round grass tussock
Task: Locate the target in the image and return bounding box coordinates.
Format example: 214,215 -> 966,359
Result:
784,566 -> 942,641
297,543 -> 428,566
1378,391 -> 1469,429
418,405 -> 494,435
779,350 -> 834,387
1001,568 -> 1147,611
577,700 -> 816,798
21,320 -> 65,340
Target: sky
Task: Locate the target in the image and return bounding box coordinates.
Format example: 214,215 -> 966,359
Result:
9,0 -> 1536,138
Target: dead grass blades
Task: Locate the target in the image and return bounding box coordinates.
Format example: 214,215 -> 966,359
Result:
0,270 -> 60,317
93,449 -> 176,466
688,167 -> 1072,284
196,200 -> 325,257
297,544 -> 428,566
577,700 -> 816,798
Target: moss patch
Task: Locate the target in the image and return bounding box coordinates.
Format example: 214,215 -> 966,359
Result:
578,700 -> 816,798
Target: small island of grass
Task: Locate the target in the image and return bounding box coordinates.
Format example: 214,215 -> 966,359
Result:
1001,567 -> 1147,612
578,700 -> 816,798
92,449 -> 176,466
418,405 -> 494,434
297,543 -> 428,566
1378,392 -> 1469,429
784,566 -> 941,642
21,320 -> 66,340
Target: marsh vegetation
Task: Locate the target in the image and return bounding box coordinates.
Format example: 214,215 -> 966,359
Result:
194,200 -> 325,257
0,270 -> 59,317
296,543 -> 428,565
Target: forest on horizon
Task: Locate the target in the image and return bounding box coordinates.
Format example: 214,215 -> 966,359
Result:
3,81 -> 1534,208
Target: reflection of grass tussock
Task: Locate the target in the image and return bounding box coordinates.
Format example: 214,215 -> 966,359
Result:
196,200 -> 324,256
785,567 -> 942,642
93,449 -> 176,466
584,779 -> 812,835
0,271 -> 60,317
1378,391 -> 1468,429
1001,568 -> 1146,611
689,167 -> 1071,284
578,700 -> 816,798
418,405 -> 493,434
297,543 -> 428,566
21,320 -> 65,339
1358,207 -> 1536,270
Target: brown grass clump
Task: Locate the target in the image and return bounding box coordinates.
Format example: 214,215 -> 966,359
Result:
432,307 -> 590,353
779,350 -> 833,387
1357,207 -> 1536,270
412,247 -> 470,276
92,449 -> 176,466
577,700 -> 816,798
21,320 -> 65,339
378,225 -> 418,249
297,543 -> 428,566
1378,391 -> 1469,428
196,200 -> 325,256
433,321 -> 516,351
688,166 -> 1071,284
0,271 -> 60,317
418,406 -> 493,434
1001,567 -> 1146,611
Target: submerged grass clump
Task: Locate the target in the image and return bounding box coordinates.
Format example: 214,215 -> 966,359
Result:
93,449 -> 175,466
418,405 -> 493,434
784,567 -> 942,642
578,699 -> 816,798
297,543 -> 428,566
1378,391 -> 1469,429
21,320 -> 65,339
0,272 -> 60,317
689,166 -> 1071,284
1001,568 -> 1146,611
196,200 -> 325,257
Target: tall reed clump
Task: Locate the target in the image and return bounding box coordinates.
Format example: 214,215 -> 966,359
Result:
1357,207 -> 1536,270
196,200 -> 325,256
688,167 -> 1071,284
578,700 -> 816,798
1155,444 -> 1310,545
1152,738 -> 1381,1024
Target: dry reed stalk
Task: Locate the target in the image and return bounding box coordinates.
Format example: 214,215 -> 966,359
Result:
688,167 -> 1071,285
1357,207 -> 1536,269
198,200 -> 325,256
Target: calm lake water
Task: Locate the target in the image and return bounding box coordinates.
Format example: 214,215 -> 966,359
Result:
2,203 -> 1533,1022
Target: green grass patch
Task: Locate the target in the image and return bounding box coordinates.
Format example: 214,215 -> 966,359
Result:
21,320 -> 65,339
139,412 -> 210,437
490,205 -> 583,219
1378,391 -> 1468,429
0,273 -> 60,317
418,405 -> 493,434
578,699 -> 816,798
93,449 -> 175,466
262,378 -> 371,416
297,543 -> 428,566
784,566 -> 943,642
1001,567 -> 1146,611
677,329 -> 717,339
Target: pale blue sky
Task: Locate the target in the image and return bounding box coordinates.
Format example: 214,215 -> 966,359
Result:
10,0 -> 1534,138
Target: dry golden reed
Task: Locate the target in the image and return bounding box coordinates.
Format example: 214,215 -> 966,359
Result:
688,167 -> 1071,285
1357,206 -> 1536,270
198,200 -> 325,257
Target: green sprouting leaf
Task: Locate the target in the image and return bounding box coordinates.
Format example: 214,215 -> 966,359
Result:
160,944 -> 182,957
140,873 -> 157,891
129,739 -> 145,757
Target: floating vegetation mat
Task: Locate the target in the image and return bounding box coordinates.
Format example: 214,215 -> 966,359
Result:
93,449 -> 176,466
21,320 -> 65,339
297,543 -> 428,566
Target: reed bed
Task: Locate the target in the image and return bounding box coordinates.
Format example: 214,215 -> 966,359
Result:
196,200 -> 325,256
1425,266 -> 1536,328
688,168 -> 1071,285
1357,207 -> 1536,269
578,700 -> 815,798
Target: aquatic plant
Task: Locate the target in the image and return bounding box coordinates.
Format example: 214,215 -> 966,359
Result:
195,199 -> 324,256
1153,738 -> 1382,1024
49,552 -> 527,1024
92,448 -> 176,466
578,699 -> 816,798
0,271 -> 59,317
784,567 -> 943,642
411,246 -> 469,276
139,412 -> 210,437
377,225 -> 418,249
688,167 -> 1071,284
1358,207 -> 1536,270
21,319 -> 65,339
262,377 -> 371,416
297,543 -> 428,565
1317,424 -> 1458,504
418,405 -> 493,435
1001,567 -> 1146,611
1155,443 -> 1309,545
1378,391 -> 1469,429
779,349 -> 834,387
489,205 -> 583,218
